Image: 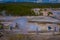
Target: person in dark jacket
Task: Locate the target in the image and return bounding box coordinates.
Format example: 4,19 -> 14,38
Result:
48,26 -> 52,32
0,23 -> 4,30
0,23 -> 4,38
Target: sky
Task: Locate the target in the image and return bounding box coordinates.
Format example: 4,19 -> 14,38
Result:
0,0 -> 60,3
0,0 -> 37,2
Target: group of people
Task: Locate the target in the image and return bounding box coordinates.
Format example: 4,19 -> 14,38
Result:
48,26 -> 59,32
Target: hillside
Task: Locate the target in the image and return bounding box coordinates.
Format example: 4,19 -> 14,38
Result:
0,2 -> 60,16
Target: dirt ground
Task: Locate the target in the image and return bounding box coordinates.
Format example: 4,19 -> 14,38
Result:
0,32 -> 60,40
0,31 -> 60,40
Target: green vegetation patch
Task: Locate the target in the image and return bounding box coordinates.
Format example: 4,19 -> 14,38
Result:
0,3 -> 60,16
